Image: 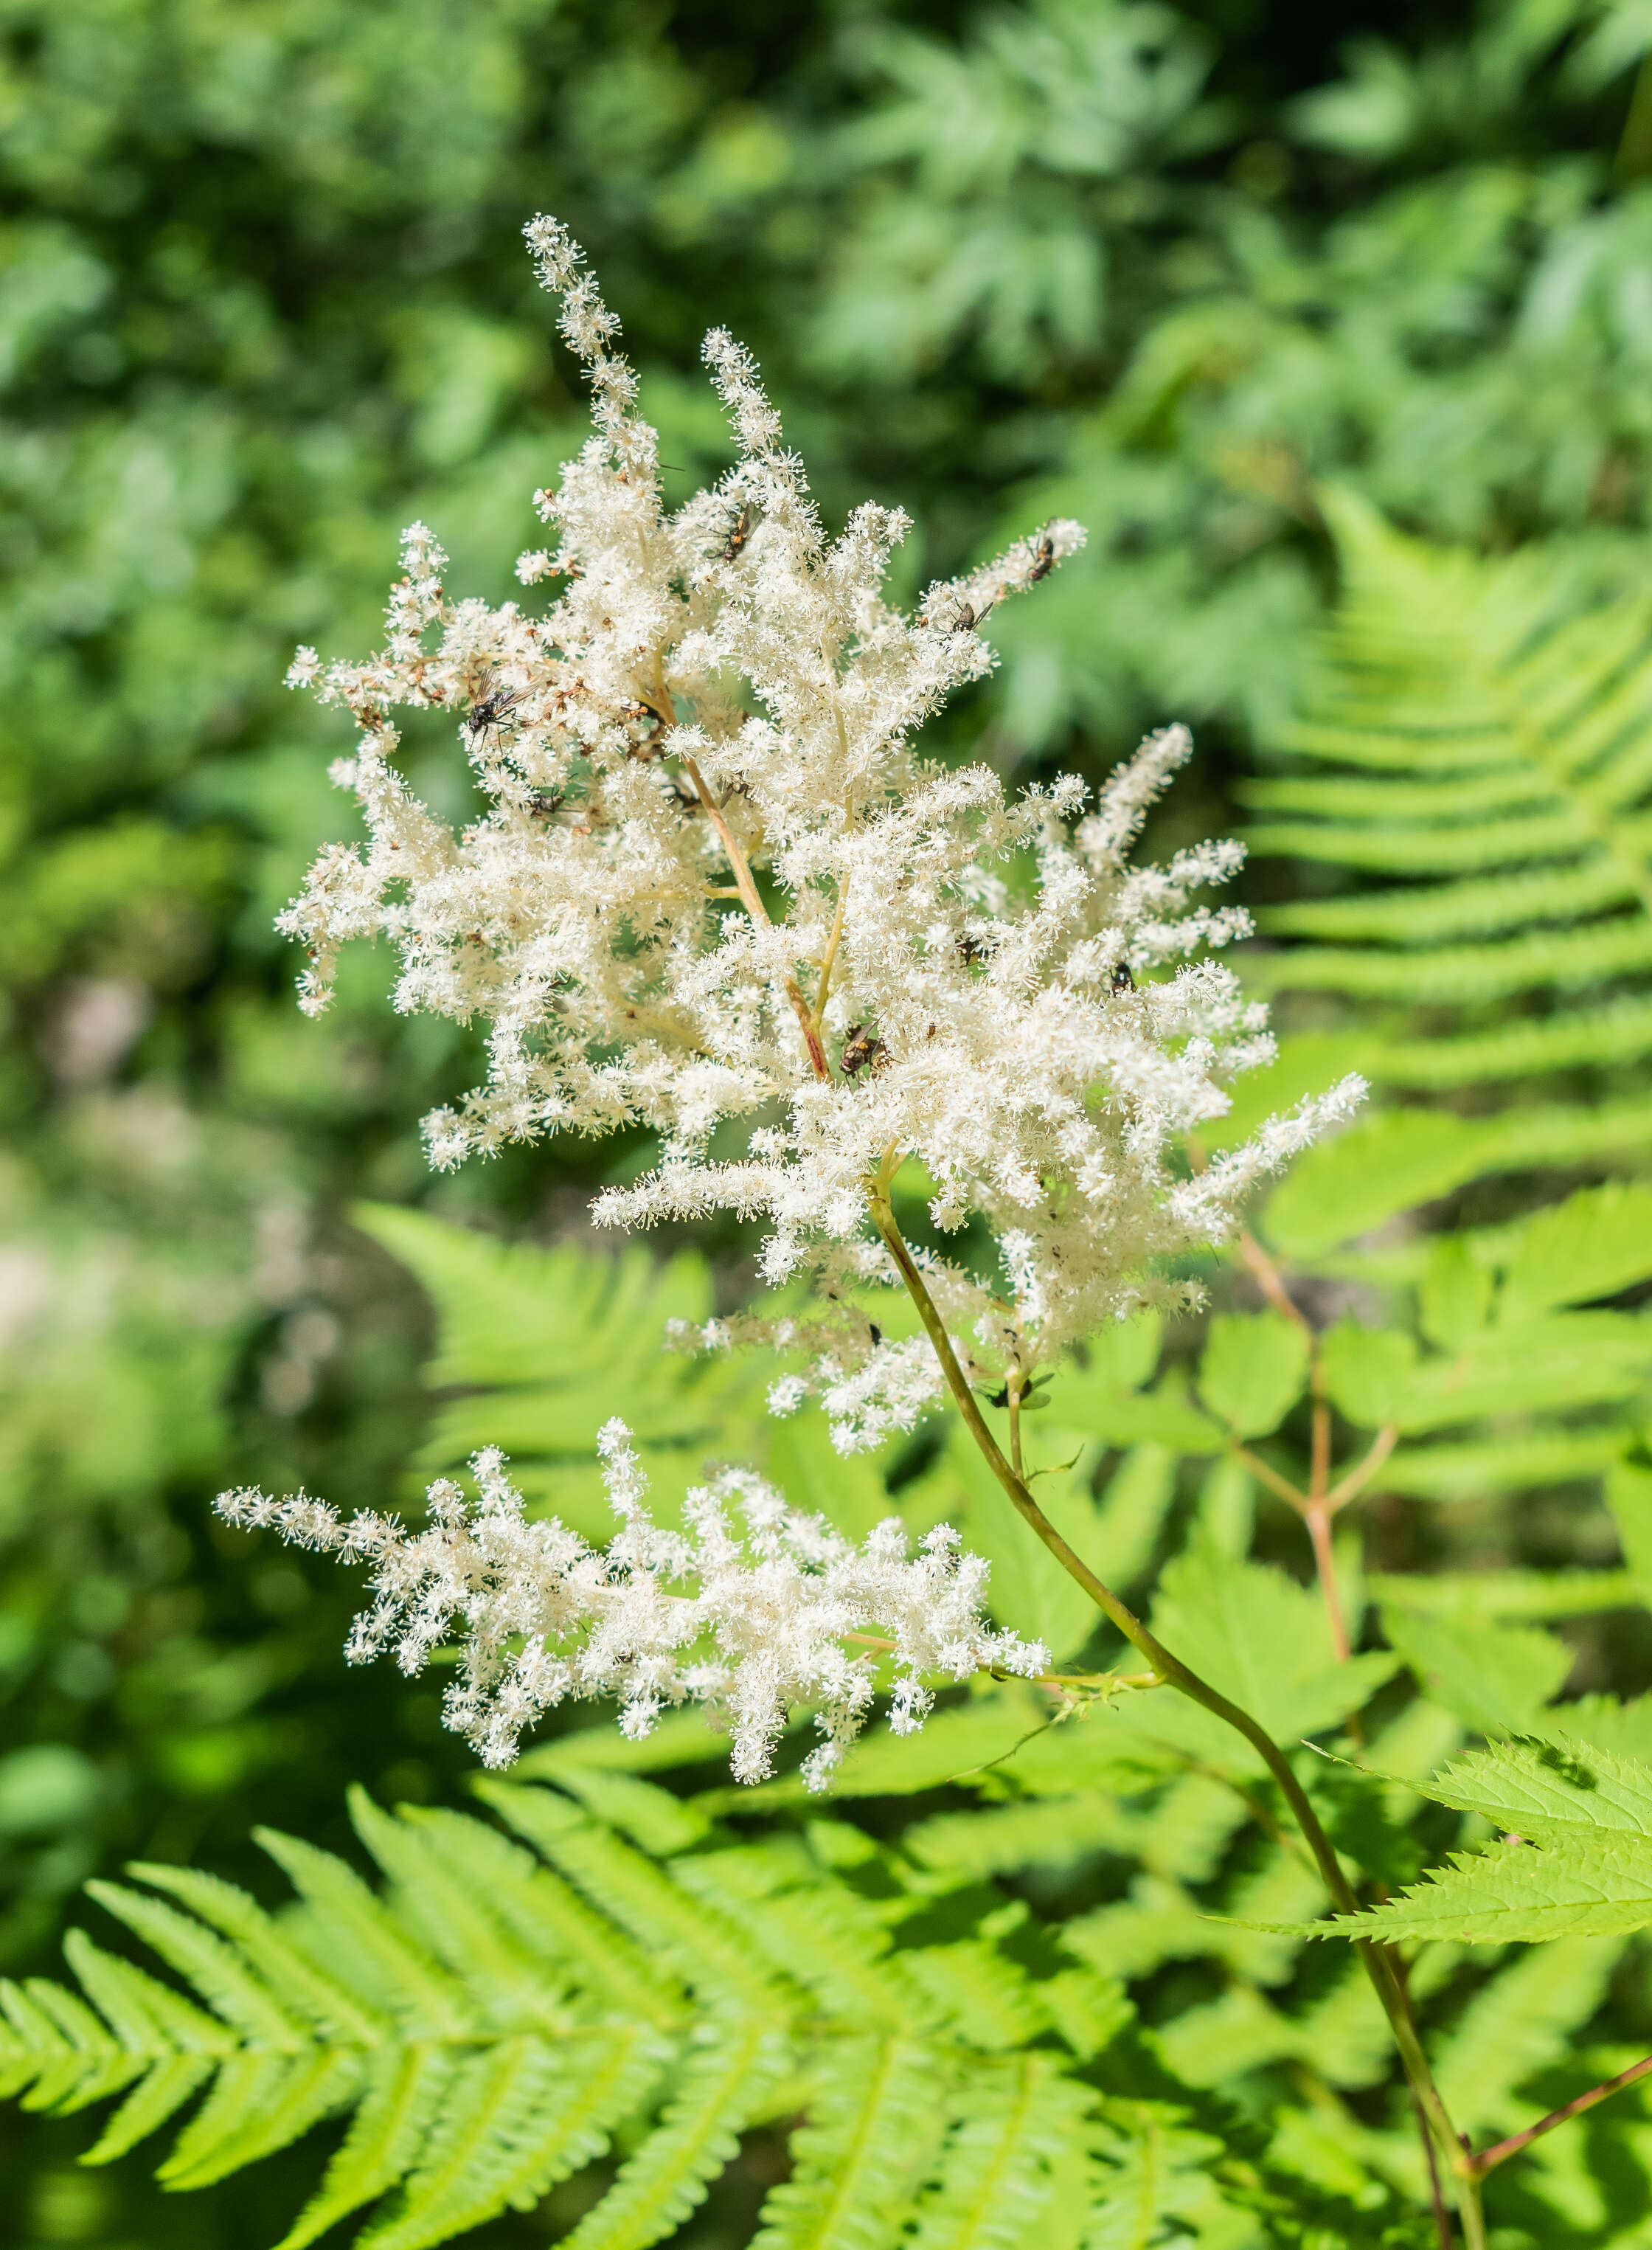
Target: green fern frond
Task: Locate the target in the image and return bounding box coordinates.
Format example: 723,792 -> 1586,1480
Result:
1431,1936 -> 1624,2137
477,1783 -> 790,2015
356,2025 -> 666,2250
4,1785 -> 1196,2250
351,1203 -> 769,1537
1248,489 -> 1652,1118
909,2057 -> 1091,2250
751,2034 -> 947,2250
558,2015 -> 791,2250
271,2045 -> 460,2250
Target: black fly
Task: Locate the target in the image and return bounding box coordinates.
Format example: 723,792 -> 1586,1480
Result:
465,671 -> 523,742
1110,962 -> 1134,994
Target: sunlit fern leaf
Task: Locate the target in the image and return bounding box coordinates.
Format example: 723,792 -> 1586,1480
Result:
350,1202 -> 768,1536
1431,1936 -> 1624,2139
273,2046 -> 461,2250
158,2044 -> 362,2191
0,1980 -> 146,2112
125,1863 -> 389,2045
1246,488 -> 1652,1110
251,1828 -> 476,2038
678,1861 -> 924,2030
752,2033 -> 948,2250
909,2057 -> 1091,2250
1,1786 -> 1224,2250
82,1880 -> 308,2049
476,1783 -> 790,2015
392,1803 -> 681,2022
558,2014 -> 792,2250
360,2027 -> 668,2250
1086,2102 -> 1235,2250
344,1791 -> 577,2026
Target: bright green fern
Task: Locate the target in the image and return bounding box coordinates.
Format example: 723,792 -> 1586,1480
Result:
1,1775 -> 1342,2250
1238,491 -> 1652,1212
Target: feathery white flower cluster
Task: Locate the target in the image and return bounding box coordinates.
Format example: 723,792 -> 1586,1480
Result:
277,214 -> 1361,1446
215,1422 -> 1049,1789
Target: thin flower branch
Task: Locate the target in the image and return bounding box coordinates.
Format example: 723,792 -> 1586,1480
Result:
1325,1423 -> 1400,1512
1468,2051 -> 1652,2179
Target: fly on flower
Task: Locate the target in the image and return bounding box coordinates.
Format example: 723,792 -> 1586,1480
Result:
465,669 -> 524,744
271,210 -> 1362,1534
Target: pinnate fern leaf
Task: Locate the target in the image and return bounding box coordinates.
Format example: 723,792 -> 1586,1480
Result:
5,1775 -> 1220,2250
1251,492 -> 1652,1079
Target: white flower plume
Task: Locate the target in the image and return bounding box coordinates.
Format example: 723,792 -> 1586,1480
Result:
215,1422 -> 1049,1790
279,215 -> 1363,1447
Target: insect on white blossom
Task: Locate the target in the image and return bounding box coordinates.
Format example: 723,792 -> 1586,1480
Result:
238,218 -> 1366,1777
275,214 -> 1362,1451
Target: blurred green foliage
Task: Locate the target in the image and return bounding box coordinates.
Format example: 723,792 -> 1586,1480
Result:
6,0 -> 1652,2243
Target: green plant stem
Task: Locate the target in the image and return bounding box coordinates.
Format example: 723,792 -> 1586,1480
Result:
867,1175 -> 1482,2243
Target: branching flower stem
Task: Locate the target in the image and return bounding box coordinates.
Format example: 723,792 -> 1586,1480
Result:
808,867 -> 850,1038
1232,1228 -> 1398,1666
840,1629 -> 1154,1701
869,1169 -> 1487,2249
1468,2050 -> 1652,2178
651,660 -> 833,1084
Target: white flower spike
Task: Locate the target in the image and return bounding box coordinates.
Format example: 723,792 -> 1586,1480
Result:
216,1426 -> 1049,1790
278,216 -> 1361,1447
247,220 -> 1364,1773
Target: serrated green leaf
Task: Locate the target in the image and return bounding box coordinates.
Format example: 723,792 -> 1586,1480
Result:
1319,1323 -> 1417,1427
1263,1111 -> 1506,1257
1131,1533 -> 1395,1762
1303,1835 -> 1652,1944
1090,1446 -> 1176,1589
1323,1315 -> 1652,1434
1499,1182 -> 1652,1323
1412,1734 -> 1652,1841
1370,1568 -> 1640,1621
1195,1312 -> 1310,1438
942,1431 -> 1103,1664
1418,1238 -> 1492,1351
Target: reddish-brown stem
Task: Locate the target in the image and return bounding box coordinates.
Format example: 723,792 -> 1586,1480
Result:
1234,1228 -> 1374,1667
1468,2052 -> 1652,2178
1304,1501 -> 1351,1663
1326,1424 -> 1399,1512
1412,2087 -> 1454,2250
1239,1228 -> 1313,1334
1310,1391 -> 1332,1503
